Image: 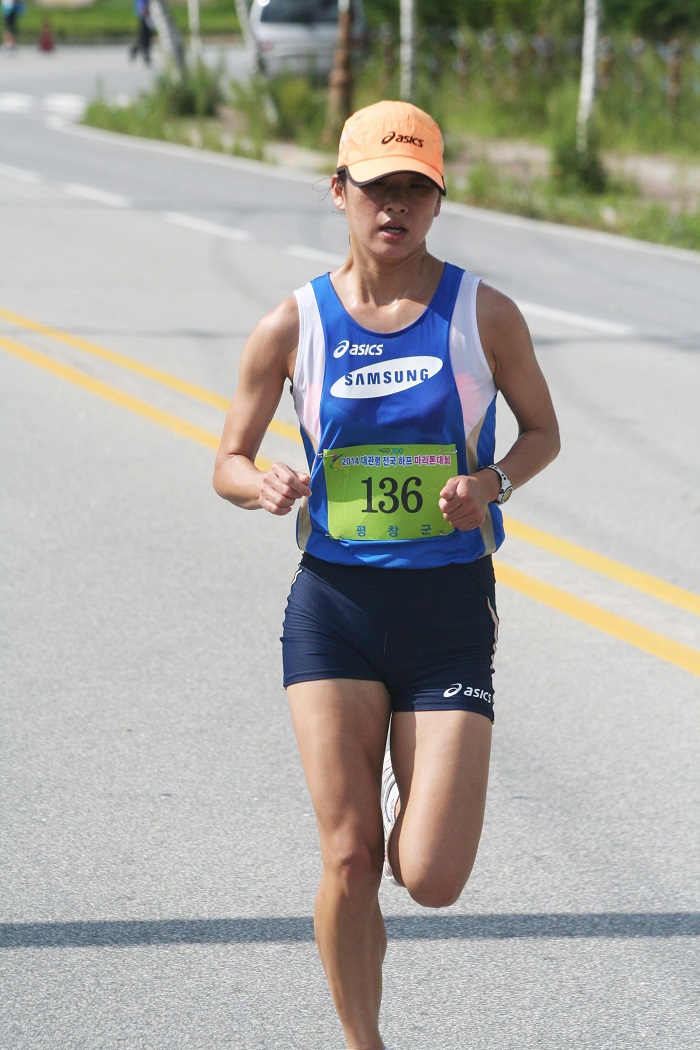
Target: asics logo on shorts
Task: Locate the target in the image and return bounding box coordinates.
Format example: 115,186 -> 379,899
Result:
333,339 -> 384,358
443,683 -> 493,704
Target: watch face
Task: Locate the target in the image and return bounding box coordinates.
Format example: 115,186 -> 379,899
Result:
500,486 -> 512,503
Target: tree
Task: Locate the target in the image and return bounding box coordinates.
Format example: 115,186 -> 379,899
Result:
232,0 -> 264,76
324,0 -> 354,143
186,0 -> 202,59
400,0 -> 416,100
150,0 -> 186,77
576,0 -> 599,155
552,0 -> 606,192
604,0 -> 700,37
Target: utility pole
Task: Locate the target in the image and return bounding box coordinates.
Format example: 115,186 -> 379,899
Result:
187,0 -> 202,61
577,0 -> 600,154
400,0 -> 416,101
232,0 -> 278,123
150,0 -> 186,77
233,0 -> 264,76
324,0 -> 353,144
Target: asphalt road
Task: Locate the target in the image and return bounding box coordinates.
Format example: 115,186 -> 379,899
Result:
1,45 -> 699,1050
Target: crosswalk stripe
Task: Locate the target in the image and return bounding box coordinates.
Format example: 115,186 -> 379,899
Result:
0,92 -> 33,113
0,92 -> 97,117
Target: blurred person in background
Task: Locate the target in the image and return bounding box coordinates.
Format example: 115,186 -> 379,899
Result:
129,0 -> 155,66
2,0 -> 24,51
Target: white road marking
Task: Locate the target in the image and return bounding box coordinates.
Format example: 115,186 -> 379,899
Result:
286,245 -> 343,265
41,94 -> 87,119
63,183 -> 130,208
517,300 -> 634,336
0,162 -> 42,183
0,93 -> 33,114
0,92 -> 89,118
164,212 -> 252,241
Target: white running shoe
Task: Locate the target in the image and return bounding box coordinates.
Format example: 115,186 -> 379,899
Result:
381,750 -> 400,884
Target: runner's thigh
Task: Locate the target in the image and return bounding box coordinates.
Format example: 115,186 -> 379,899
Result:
390,710 -> 492,893
288,678 -> 392,856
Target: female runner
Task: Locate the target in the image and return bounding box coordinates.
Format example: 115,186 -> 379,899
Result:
213,100 -> 560,1050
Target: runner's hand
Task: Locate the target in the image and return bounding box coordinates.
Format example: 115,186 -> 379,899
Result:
258,462 -> 312,516
439,474 -> 495,531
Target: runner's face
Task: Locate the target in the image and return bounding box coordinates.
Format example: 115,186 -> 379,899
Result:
333,172 -> 442,254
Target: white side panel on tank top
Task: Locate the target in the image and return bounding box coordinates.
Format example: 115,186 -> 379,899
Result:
449,271 -> 497,452
292,283 -> 325,450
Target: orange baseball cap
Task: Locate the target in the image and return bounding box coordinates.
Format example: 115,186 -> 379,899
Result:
337,100 -> 446,195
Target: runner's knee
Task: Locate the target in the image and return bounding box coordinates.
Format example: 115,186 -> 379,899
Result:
322,830 -> 384,898
402,860 -> 473,909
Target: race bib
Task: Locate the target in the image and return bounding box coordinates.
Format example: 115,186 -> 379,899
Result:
322,443 -> 457,542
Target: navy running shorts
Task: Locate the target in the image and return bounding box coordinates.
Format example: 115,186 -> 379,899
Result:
281,553 -> 498,720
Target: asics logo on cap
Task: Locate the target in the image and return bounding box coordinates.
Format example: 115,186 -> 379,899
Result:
381,132 -> 425,147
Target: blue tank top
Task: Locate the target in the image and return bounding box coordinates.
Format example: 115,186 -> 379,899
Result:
291,263 -> 504,568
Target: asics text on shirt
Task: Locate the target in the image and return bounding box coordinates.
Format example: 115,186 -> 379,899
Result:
333,340 -> 384,358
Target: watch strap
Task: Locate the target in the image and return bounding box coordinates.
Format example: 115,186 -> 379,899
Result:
483,464 -> 513,504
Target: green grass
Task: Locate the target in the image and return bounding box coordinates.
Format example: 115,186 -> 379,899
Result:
83,62 -> 267,159
19,1 -> 238,43
453,158 -> 700,250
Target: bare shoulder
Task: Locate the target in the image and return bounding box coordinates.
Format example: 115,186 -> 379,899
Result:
476,282 -> 530,344
242,294 -> 300,382
255,294 -> 299,342
475,281 -> 534,373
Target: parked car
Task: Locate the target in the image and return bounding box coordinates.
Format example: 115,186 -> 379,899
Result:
249,0 -> 367,79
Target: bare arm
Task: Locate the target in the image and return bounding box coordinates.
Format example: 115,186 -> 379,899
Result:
439,283 -> 560,530
212,297 -> 311,513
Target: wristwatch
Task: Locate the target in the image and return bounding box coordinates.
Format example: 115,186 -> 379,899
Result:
482,464 -> 513,504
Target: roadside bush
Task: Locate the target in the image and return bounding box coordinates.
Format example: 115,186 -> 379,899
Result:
552,132 -> 608,193
154,60 -> 226,118
267,76 -> 327,143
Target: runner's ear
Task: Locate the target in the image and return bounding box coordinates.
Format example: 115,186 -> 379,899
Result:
330,174 -> 347,212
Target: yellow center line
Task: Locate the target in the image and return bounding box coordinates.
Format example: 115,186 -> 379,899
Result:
497,563 -> 700,678
2,331 -> 698,679
249,474 -> 696,615
0,335 -> 221,451
504,517 -> 699,617
0,305 -> 300,445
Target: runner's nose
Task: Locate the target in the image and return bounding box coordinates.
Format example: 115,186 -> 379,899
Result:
384,186 -> 409,211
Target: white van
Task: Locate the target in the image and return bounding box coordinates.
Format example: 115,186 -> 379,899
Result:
249,0 -> 367,79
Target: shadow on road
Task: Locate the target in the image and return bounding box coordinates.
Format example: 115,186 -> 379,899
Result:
2,912 -> 698,948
